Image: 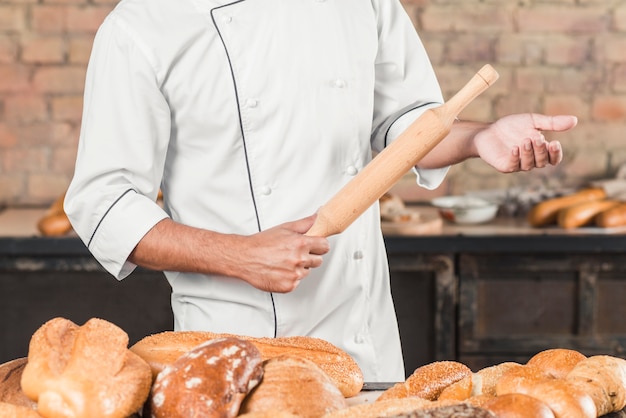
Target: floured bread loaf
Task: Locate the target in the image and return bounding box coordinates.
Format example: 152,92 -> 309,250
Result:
20,317 -> 152,418
150,337 -> 263,418
240,355 -> 347,418
0,402 -> 43,418
0,358 -> 37,409
130,331 -> 363,397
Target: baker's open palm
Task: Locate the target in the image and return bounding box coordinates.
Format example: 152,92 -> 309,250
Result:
474,114 -> 578,173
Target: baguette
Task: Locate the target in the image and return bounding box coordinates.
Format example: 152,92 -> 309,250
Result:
595,202 -> 626,228
527,188 -> 606,227
130,331 -> 364,398
557,199 -> 621,229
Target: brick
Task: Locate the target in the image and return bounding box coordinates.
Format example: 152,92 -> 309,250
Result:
447,35 -> 495,65
0,175 -> 23,206
615,3 -> 626,32
516,6 -> 608,34
458,96 -> 493,122
515,67 -> 548,93
31,6 -> 67,34
66,6 -> 112,33
0,35 -> 17,64
0,64 -> 31,93
494,93 -> 541,118
544,35 -> 591,66
562,147 -> 609,179
3,94 -> 49,123
422,5 -> 513,33
21,36 -> 66,64
496,34 -> 545,66
0,123 -> 17,148
27,173 -> 71,204
32,66 -> 86,94
1,147 -> 48,173
613,64 -> 626,93
0,5 -> 26,32
50,146 -> 78,174
68,36 -> 94,64
592,96 -> 626,121
51,95 -> 82,121
598,34 -> 626,63
543,95 -> 590,121
10,122 -> 73,146
544,67 -> 603,94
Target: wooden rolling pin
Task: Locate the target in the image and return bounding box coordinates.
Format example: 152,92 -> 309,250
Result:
306,64 -> 499,237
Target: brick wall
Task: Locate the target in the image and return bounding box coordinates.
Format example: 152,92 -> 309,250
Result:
1,0 -> 625,207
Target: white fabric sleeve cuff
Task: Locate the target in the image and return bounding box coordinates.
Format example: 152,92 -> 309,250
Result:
88,190 -> 169,280
386,107 -> 450,190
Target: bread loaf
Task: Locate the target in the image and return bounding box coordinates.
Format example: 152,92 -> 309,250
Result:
384,403 -> 496,418
557,199 -> 621,229
495,365 -> 553,396
21,317 -> 152,418
437,375 -> 472,401
481,393 -> 555,418
150,337 -> 263,418
595,203 -> 626,228
527,188 -> 606,227
526,348 -> 586,379
475,362 -> 523,397
37,193 -> 73,237
565,355 -> 626,415
130,331 -> 363,397
321,397 -> 439,418
240,355 -> 347,418
0,358 -> 37,409
524,379 -> 597,418
377,361 -> 472,402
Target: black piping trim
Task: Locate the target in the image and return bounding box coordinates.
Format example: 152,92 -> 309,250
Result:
87,188 -> 135,248
383,101 -> 439,148
210,2 -> 278,338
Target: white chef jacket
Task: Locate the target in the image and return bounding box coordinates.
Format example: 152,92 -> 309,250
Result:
65,0 -> 448,382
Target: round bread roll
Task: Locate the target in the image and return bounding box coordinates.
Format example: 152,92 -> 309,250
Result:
526,348 -> 586,379
21,317 -> 152,418
437,375 -> 472,401
378,361 -> 472,402
495,365 -> 553,396
385,403 -> 496,417
321,397 -> 438,418
0,402 -> 42,418
463,394 -> 495,408
150,337 -> 263,418
524,379 -> 596,418
481,393 -> 555,418
130,331 -> 363,397
566,355 -> 626,415
0,358 -> 37,409
239,355 -> 346,418
475,362 -> 523,396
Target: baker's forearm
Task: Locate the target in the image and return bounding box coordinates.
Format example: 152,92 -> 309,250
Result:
128,218 -> 240,277
416,120 -> 486,169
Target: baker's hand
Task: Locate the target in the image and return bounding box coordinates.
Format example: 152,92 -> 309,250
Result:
235,214 -> 329,293
473,114 -> 578,173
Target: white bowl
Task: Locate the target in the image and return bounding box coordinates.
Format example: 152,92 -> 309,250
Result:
431,195 -> 499,224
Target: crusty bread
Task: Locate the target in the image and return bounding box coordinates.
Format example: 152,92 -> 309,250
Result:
481,393 -> 555,418
526,348 -> 586,379
21,317 -> 152,418
130,331 -> 364,397
150,337 -> 263,418
37,193 -> 73,237
437,375 -> 472,401
363,402 -> 495,418
495,364 -> 553,396
321,397 -> 438,418
377,361 -> 472,402
566,355 -> 626,415
0,402 -> 42,418
240,355 -> 347,418
475,362 -> 523,397
524,379 -> 597,418
0,358 -> 37,409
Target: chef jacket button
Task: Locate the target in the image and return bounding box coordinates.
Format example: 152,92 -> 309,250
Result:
353,250 -> 363,260
346,165 -> 357,176
334,78 -> 346,88
315,0 -> 326,2
259,186 -> 271,196
354,334 -> 365,344
222,16 -> 233,23
246,98 -> 258,108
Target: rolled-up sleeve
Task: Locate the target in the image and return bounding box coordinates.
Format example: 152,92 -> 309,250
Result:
65,15 -> 171,279
370,0 -> 449,190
